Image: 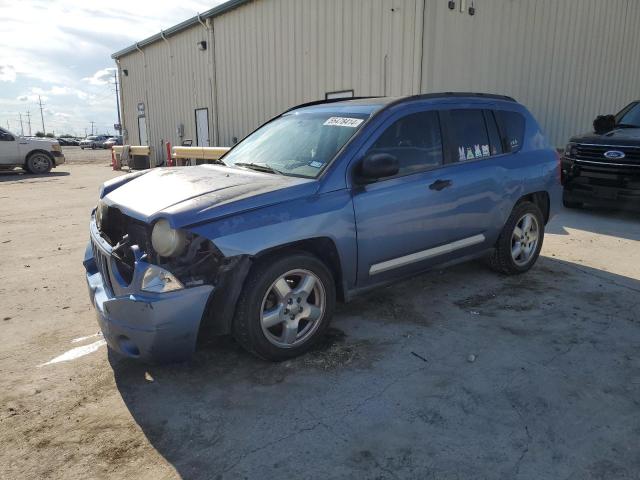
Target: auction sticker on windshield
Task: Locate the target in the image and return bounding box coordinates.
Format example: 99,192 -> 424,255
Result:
323,117 -> 364,128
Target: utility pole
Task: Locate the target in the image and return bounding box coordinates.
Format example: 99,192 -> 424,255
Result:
19,113 -> 24,136
113,70 -> 122,135
84,128 -> 87,138
26,111 -> 32,136
90,121 -> 95,135
38,95 -> 46,134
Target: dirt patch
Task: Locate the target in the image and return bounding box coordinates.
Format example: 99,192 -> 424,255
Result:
339,288 -> 429,326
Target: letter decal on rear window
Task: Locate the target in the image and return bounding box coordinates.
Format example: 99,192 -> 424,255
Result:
323,117 -> 364,128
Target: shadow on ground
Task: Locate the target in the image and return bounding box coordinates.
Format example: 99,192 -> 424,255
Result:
111,257 -> 640,480
0,170 -> 70,183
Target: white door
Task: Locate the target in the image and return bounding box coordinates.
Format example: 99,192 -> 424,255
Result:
137,116 -> 148,146
0,128 -> 19,165
195,108 -> 210,147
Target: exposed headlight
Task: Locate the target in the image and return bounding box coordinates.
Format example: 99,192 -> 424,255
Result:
151,219 -> 187,257
141,264 -> 184,293
95,200 -> 109,230
51,144 -> 61,152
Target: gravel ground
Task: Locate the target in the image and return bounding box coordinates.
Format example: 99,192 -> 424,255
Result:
1,154 -> 639,480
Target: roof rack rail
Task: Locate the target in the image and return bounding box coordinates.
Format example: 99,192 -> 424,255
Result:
285,96 -> 381,113
412,92 -> 517,102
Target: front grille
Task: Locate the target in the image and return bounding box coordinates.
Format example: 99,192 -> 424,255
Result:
91,240 -> 114,296
98,207 -> 152,285
573,144 -> 640,165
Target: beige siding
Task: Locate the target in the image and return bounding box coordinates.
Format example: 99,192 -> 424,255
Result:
116,0 -> 640,160
118,25 -> 216,164
213,0 -> 423,145
421,0 -> 640,146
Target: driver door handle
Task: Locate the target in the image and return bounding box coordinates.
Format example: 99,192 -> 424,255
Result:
429,179 -> 453,191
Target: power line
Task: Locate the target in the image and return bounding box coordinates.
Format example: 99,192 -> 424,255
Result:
38,95 -> 46,134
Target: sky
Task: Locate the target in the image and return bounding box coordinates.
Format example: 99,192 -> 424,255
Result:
0,0 -> 223,137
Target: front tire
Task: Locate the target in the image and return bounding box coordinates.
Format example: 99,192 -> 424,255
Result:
489,201 -> 544,275
25,153 -> 53,174
233,252 -> 336,361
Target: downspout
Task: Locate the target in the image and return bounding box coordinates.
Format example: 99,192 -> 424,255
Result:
198,13 -> 220,146
160,29 -> 174,74
417,0 -> 427,94
115,59 -> 127,143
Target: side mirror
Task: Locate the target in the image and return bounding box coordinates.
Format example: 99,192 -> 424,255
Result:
357,153 -> 399,182
593,114 -> 616,134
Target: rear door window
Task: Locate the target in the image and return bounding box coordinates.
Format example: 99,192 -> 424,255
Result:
446,109 -> 492,162
494,110 -> 526,153
366,110 -> 443,177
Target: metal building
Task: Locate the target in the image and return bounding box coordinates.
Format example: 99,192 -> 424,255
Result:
112,0 -> 640,165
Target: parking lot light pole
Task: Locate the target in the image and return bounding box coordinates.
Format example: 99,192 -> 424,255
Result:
114,70 -> 122,135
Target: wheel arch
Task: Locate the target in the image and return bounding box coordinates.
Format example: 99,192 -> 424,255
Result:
197,236 -> 346,344
254,236 -> 346,302
516,191 -> 550,224
25,149 -> 54,165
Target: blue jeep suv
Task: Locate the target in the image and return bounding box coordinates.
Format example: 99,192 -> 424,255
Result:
84,93 -> 561,363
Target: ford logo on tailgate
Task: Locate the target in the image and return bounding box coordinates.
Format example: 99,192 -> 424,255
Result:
604,150 -> 625,160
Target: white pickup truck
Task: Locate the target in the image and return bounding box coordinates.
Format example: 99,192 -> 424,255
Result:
0,127 -> 65,174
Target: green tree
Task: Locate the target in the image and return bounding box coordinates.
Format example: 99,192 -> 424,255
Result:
45,133 -> 55,138
35,131 -> 44,137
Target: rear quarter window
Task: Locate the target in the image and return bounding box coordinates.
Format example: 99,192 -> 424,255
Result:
494,110 -> 526,153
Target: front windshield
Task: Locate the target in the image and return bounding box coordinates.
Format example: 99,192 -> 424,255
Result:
616,103 -> 640,127
222,111 -> 369,178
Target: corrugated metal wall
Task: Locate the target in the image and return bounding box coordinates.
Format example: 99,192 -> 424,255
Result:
116,0 -> 640,164
422,0 -> 640,150
213,0 -> 424,146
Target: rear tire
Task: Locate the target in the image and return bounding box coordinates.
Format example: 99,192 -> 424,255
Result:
489,201 -> 544,275
232,252 -> 336,361
25,153 -> 53,174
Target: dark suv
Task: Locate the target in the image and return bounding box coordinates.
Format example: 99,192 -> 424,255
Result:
562,101 -> 640,210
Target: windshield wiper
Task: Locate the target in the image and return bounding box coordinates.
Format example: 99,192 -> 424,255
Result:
233,162 -> 283,175
615,123 -> 640,129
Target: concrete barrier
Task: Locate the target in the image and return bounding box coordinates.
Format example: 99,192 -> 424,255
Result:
112,145 -> 151,170
172,146 -> 231,166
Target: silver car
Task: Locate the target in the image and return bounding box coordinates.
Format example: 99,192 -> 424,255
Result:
80,135 -> 109,150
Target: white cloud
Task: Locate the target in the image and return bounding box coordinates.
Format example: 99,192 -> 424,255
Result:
0,0 -> 222,135
0,65 -> 17,82
83,68 -> 116,86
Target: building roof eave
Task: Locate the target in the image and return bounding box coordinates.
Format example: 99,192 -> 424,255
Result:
111,0 -> 251,59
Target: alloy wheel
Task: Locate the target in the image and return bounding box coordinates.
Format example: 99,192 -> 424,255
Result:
511,213 -> 539,266
260,269 -> 326,348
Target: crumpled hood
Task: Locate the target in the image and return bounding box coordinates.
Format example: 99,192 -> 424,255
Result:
571,127 -> 640,145
104,165 -> 317,228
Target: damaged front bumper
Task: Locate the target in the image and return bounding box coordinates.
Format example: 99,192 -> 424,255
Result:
83,219 -> 213,363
